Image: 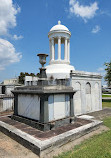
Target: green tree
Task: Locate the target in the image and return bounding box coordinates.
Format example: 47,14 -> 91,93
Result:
18,72 -> 38,84
104,60 -> 111,87
30,73 -> 36,76
18,72 -> 25,84
36,73 -> 40,77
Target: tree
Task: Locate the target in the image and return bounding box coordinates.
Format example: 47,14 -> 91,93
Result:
18,72 -> 26,84
30,73 -> 35,77
18,72 -> 38,84
104,60 -> 111,87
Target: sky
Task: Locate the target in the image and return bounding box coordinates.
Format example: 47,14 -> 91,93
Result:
0,0 -> 111,85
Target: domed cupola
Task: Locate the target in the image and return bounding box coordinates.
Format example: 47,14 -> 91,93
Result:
46,21 -> 75,79
49,20 -> 70,34
48,21 -> 71,65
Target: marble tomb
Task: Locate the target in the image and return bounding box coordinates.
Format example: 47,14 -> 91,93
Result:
12,54 -> 76,131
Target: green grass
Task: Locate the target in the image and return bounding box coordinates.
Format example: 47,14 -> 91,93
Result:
102,95 -> 111,98
54,117 -> 111,158
102,101 -> 111,108
103,92 -> 111,94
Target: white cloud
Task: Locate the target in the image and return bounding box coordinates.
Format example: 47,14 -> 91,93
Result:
0,38 -> 22,70
0,0 -> 22,71
13,34 -> 23,40
0,0 -> 20,35
97,67 -> 105,76
69,0 -> 99,22
97,67 -> 104,72
91,25 -> 100,33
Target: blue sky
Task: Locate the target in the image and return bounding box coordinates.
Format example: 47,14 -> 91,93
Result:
0,0 -> 111,84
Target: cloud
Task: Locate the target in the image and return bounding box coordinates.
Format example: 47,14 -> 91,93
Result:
0,0 -> 22,71
0,38 -> 22,70
97,67 -> 105,76
91,25 -> 100,33
13,34 -> 23,40
69,0 -> 99,22
97,67 -> 104,72
0,0 -> 20,35
100,10 -> 111,17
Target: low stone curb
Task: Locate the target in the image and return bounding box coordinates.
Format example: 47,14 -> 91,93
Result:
0,118 -> 102,158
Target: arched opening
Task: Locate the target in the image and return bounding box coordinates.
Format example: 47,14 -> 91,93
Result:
61,43 -> 64,60
54,43 -> 58,60
86,82 -> 91,94
2,86 -> 5,94
86,82 -> 92,112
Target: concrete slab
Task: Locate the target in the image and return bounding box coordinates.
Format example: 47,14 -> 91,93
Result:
78,115 -> 95,120
0,116 -> 102,158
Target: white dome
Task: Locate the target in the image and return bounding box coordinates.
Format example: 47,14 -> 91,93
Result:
50,21 -> 69,32
46,64 -> 75,79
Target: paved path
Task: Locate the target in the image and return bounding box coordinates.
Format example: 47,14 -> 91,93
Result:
102,97 -> 111,100
88,107 -> 111,120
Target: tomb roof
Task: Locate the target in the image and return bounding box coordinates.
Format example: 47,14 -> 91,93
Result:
50,21 -> 69,32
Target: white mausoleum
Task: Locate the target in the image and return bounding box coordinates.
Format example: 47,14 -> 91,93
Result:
46,21 -> 102,115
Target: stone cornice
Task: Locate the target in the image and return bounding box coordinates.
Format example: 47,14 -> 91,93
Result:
71,70 -> 102,79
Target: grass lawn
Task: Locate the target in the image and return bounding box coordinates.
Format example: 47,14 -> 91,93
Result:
54,117 -> 111,158
102,100 -> 111,108
102,95 -> 111,98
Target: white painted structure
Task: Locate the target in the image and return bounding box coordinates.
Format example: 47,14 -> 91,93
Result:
71,71 -> 102,115
0,95 -> 14,112
3,78 -> 18,85
46,21 -> 74,79
25,76 -> 38,86
46,21 -> 102,115
0,83 -> 22,112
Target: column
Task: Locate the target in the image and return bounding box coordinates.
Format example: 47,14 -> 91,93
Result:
49,39 -> 52,61
64,38 -> 67,61
58,37 -> 61,60
51,38 -> 54,60
14,93 -> 18,115
40,95 -> 49,123
70,93 -> 75,123
67,39 -> 70,62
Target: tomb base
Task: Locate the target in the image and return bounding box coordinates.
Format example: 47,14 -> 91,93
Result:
11,114 -> 75,131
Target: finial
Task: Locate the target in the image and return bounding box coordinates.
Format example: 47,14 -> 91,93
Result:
58,20 -> 61,25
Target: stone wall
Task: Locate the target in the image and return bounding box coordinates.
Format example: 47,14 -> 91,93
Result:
71,71 -> 102,115
0,95 -> 14,112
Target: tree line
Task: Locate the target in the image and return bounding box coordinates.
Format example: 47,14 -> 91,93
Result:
18,72 -> 40,84
104,60 -> 111,87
